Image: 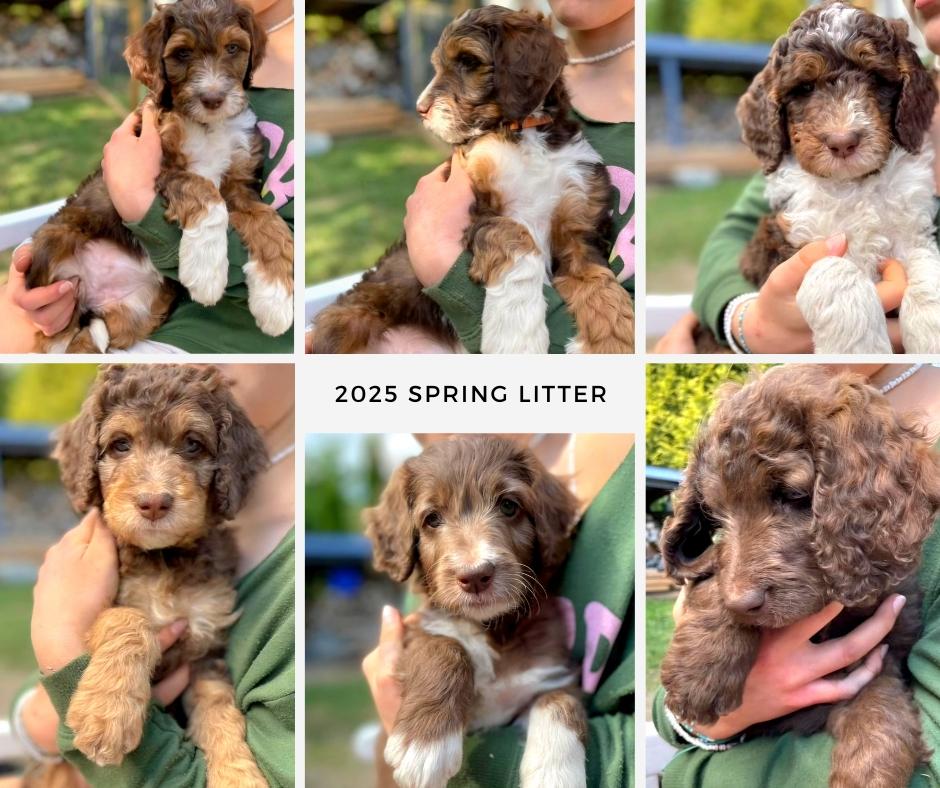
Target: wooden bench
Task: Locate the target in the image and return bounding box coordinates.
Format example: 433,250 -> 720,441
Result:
306,97 -> 408,137
0,67 -> 86,97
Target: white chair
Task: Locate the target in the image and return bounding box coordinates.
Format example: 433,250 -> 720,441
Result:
0,200 -> 65,252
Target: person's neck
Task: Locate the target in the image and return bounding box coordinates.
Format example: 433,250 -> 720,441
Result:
252,0 -> 293,89
872,364 -> 940,440
566,10 -> 634,62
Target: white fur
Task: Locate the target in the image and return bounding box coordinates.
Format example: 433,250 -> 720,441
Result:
88,318 -> 109,353
384,731 -> 463,788
816,4 -> 861,46
421,610 -> 496,687
519,703 -> 586,788
179,201 -> 229,305
467,131 -> 603,354
471,664 -> 578,730
243,260 -> 294,336
766,147 -> 940,353
181,109 -> 256,188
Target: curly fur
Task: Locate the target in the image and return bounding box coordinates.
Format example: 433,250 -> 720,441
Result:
661,365 -> 940,788
30,365 -> 269,788
365,437 -> 587,788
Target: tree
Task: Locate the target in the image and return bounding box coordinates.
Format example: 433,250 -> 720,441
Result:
687,0 -> 805,43
4,365 -> 97,425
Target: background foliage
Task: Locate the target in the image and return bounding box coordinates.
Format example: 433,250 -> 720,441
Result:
305,435 -> 386,533
686,0 -> 804,42
646,364 -> 769,469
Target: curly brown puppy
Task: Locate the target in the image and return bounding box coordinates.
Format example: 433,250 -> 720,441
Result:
27,0 -> 293,353
660,365 -> 940,787
312,6 -> 634,355
30,365 -> 268,787
366,436 -> 587,788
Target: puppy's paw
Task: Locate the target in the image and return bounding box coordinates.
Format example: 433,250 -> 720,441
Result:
384,730 -> 462,788
67,689 -> 148,766
900,296 -> 940,354
520,713 -> 586,788
206,761 -> 268,788
179,202 -> 229,306
244,260 -> 293,336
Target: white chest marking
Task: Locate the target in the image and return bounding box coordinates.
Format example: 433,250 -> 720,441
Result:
181,109 -> 257,187
767,147 -> 939,278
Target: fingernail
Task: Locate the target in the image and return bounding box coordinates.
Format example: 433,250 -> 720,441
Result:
382,605 -> 395,625
170,619 -> 188,636
826,232 -> 846,255
880,644 -> 889,659
58,281 -> 74,294
893,595 -> 907,613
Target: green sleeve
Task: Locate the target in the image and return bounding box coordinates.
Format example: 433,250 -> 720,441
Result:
422,253 -> 578,355
40,655 -> 292,788
691,174 -> 769,340
450,712 -> 633,788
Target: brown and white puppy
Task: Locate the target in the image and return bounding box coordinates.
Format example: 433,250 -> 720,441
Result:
696,1 -> 940,354
27,0 -> 293,353
661,366 -> 940,788
312,6 -> 634,355
366,436 -> 587,788
28,365 -> 268,787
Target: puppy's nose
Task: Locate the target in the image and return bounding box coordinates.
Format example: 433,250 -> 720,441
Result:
725,587 -> 766,615
136,493 -> 174,521
457,562 -> 495,595
415,94 -> 431,117
824,130 -> 861,159
200,92 -> 224,110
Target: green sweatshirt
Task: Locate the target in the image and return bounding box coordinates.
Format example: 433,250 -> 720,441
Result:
691,173 -> 940,345
451,449 -> 635,787
425,114 -> 635,354
28,529 -> 295,787
126,88 -> 294,353
651,517 -> 940,787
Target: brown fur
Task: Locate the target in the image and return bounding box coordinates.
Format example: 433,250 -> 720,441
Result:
365,437 -> 588,783
33,365 -> 268,786
27,0 -> 293,352
660,365 -> 940,787
311,7 -> 632,355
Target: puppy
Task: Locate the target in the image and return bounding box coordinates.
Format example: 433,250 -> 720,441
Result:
28,365 -> 268,787
312,6 -> 634,355
706,1 -> 940,354
27,0 -> 293,353
366,436 -> 587,788
660,365 -> 940,787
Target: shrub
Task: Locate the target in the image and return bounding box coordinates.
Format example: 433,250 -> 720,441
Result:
686,0 -> 804,43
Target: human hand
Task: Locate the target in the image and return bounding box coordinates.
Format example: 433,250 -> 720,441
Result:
678,595 -> 905,740
2,242 -> 76,346
31,510 -> 119,674
654,312 -> 698,353
362,606 -> 410,734
102,105 -> 162,223
404,159 -> 475,288
21,619 -> 189,753
733,234 -> 907,353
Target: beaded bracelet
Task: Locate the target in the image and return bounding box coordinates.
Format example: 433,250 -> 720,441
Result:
663,697 -> 745,753
723,293 -> 758,354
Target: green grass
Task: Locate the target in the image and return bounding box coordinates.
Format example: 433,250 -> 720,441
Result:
0,583 -> 34,672
646,595 -> 677,718
646,177 -> 750,274
306,131 -> 446,283
306,669 -> 376,788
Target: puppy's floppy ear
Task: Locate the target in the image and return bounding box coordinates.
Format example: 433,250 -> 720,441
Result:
494,12 -> 567,121
207,369 -> 269,520
235,3 -> 267,89
811,373 -> 940,606
363,462 -> 417,583
519,450 -> 579,582
660,477 -> 718,583
888,18 -> 938,152
54,366 -> 125,512
736,35 -> 789,173
124,4 -> 174,108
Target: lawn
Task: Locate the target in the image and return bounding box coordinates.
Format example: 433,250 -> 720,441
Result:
306,130 -> 446,284
646,176 -> 750,293
0,583 -> 36,716
306,667 -> 376,788
646,594 -> 677,718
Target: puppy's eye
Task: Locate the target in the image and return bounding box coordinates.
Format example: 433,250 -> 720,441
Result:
772,486 -> 812,510
172,48 -> 192,62
498,498 -> 519,517
792,81 -> 815,97
182,436 -> 205,456
423,512 -> 443,529
108,437 -> 131,456
225,43 -> 241,55
456,53 -> 482,70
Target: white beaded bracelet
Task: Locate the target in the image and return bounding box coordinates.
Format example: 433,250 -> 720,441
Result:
723,293 -> 758,354
663,697 -> 745,752
12,687 -> 63,764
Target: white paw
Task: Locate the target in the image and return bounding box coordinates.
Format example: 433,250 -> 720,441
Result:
520,706 -> 586,788
243,260 -> 294,336
900,293 -> 940,353
384,731 -> 462,788
179,202 -> 229,306
89,318 -> 110,353
480,251 -> 550,354
564,338 -> 584,354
